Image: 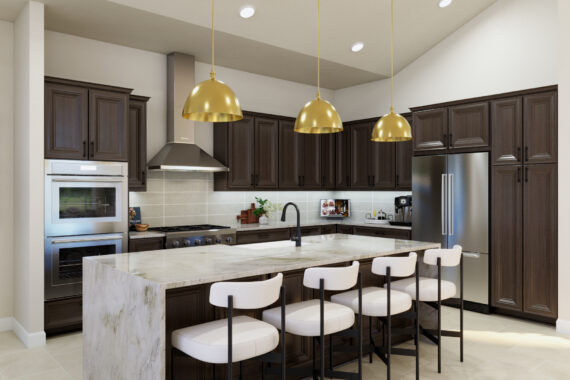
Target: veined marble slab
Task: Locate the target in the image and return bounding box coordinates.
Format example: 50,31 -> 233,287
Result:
83,234 -> 439,380
235,220 -> 412,231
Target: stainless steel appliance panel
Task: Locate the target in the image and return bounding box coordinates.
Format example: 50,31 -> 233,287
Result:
44,232 -> 127,300
412,155 -> 447,248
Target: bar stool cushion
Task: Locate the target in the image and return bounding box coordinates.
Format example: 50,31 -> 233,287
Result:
263,299 -> 355,337
172,316 -> 279,364
388,277 -> 456,302
331,287 -> 412,317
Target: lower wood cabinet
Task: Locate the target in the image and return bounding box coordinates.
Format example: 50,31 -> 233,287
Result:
336,225 -> 354,235
129,237 -> 165,252
352,226 -> 412,240
491,164 -> 557,320
44,296 -> 83,336
291,225 -> 322,237
235,228 -> 290,245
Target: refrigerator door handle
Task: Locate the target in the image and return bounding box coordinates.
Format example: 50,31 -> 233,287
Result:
441,174 -> 447,235
448,173 -> 454,236
462,251 -> 480,259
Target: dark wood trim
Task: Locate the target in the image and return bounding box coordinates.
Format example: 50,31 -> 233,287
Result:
45,76 -> 133,94
130,94 -> 150,102
242,110 -> 296,122
492,306 -> 556,326
409,85 -> 557,112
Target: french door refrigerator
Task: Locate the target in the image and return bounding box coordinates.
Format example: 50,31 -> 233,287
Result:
412,152 -> 489,310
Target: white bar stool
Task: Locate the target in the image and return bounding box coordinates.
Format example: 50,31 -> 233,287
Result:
332,253 -> 420,380
171,273 -> 286,380
262,261 -> 362,380
389,245 -> 463,373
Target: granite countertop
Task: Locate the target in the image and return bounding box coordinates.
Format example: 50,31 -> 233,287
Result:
235,220 -> 412,231
86,234 -> 437,290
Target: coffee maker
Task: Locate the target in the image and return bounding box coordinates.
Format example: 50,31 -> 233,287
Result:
394,195 -> 412,226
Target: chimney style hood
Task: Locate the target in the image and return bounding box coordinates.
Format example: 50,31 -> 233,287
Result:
148,53 -> 228,172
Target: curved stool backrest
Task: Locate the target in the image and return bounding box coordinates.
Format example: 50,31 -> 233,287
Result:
209,273 -> 283,309
303,261 -> 359,291
372,252 -> 417,277
424,245 -> 462,267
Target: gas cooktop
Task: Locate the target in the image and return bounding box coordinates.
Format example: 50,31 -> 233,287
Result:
149,224 -> 231,233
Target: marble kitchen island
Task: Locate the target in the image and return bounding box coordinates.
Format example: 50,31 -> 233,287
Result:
83,234 -> 440,380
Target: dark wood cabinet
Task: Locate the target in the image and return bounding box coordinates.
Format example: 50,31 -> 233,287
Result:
370,141 -> 396,189
321,134 -> 336,189
303,134 -> 322,189
336,224 -> 354,234
291,225 -> 322,237
320,224 -> 337,234
352,226 -> 411,240
88,89 -> 129,161
335,128 -> 351,189
44,77 -> 132,162
129,237 -> 165,252
45,82 -> 89,160
395,140 -> 412,189
128,95 -> 149,191
44,296 -> 83,335
491,97 -> 523,165
235,228 -> 291,245
254,118 -> 279,189
227,116 -> 255,189
412,108 -> 447,152
449,102 -> 490,150
523,164 -> 557,318
523,92 -> 557,164
491,165 -> 523,311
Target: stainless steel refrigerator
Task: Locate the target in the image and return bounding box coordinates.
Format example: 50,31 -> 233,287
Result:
412,152 -> 489,308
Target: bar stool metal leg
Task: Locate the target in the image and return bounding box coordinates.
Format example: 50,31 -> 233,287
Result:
437,258 -> 442,374
386,267 -> 391,380
415,261 -> 420,380
319,278 -> 325,380
358,272 -> 363,380
369,316 -> 373,363
460,256 -> 464,363
228,295 -> 233,380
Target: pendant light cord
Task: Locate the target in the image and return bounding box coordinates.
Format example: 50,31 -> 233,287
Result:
390,0 -> 394,111
317,0 -> 321,99
211,0 -> 215,78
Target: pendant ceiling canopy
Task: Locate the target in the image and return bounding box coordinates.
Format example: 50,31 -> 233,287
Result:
182,0 -> 243,122
294,0 -> 343,134
371,0 -> 412,142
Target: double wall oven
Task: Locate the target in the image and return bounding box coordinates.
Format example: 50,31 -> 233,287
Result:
44,160 -> 128,300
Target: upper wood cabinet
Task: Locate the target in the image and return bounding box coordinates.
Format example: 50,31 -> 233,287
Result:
227,116 -> 255,189
254,118 -> 279,189
128,95 -> 149,192
303,134 -> 322,189
395,140 -> 412,190
412,108 -> 447,152
335,128 -> 351,189
449,102 -> 489,149
491,97 -> 523,165
44,77 -> 132,162
523,92 -> 557,164
45,82 -> 89,160
321,133 -> 336,190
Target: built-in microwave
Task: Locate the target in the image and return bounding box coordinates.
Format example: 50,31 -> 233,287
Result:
44,160 -> 128,237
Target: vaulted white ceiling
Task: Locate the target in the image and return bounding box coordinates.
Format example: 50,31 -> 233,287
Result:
0,0 -> 496,89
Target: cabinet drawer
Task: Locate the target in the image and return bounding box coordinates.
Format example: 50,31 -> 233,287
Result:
337,225 -> 354,234
236,228 -> 290,244
291,226 -> 322,237
45,296 -> 83,335
320,224 -> 337,234
129,237 -> 165,252
353,226 -> 411,240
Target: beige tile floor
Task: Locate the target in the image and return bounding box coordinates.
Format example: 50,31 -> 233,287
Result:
0,307 -> 569,379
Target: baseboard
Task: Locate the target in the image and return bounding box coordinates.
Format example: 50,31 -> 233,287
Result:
12,318 -> 46,348
556,319 -> 570,336
0,317 -> 13,332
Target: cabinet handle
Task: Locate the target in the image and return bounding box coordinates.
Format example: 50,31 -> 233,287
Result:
524,167 -> 529,182
82,141 -> 86,157
449,133 -> 453,146
142,170 -> 146,185
443,134 -> 447,147
255,174 -> 259,186
251,175 -> 255,186
524,146 -> 529,162
516,147 -> 521,161
90,141 -> 94,157
371,175 -> 375,187
517,167 -> 521,183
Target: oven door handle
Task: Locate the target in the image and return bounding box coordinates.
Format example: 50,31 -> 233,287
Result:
51,234 -> 125,244
50,177 -> 125,183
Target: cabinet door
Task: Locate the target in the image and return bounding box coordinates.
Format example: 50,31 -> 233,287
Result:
395,141 -> 412,189
254,117 -> 279,189
491,166 -> 523,311
491,97 -> 523,165
350,122 -> 372,189
228,116 -> 255,189
279,120 -> 303,189
89,89 -> 129,161
523,164 -> 557,318
335,128 -> 351,189
129,237 -> 164,252
523,92 -> 557,164
45,82 -> 88,160
128,97 -> 148,192
303,134 -> 322,189
370,141 -> 395,189
321,134 -> 336,189
449,102 -> 490,150
412,108 -> 447,152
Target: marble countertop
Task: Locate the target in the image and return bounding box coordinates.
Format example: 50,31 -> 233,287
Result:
235,220 -> 412,231
86,234 -> 437,290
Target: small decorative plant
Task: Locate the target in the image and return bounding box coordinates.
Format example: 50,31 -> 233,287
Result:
253,197 -> 269,217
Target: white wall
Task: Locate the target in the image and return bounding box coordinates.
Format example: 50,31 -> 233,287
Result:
0,20 -> 14,326
557,0 -> 570,335
44,31 -> 168,160
335,0 -> 557,120
13,1 -> 45,347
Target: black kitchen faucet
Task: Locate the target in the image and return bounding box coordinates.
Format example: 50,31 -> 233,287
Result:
281,202 -> 301,247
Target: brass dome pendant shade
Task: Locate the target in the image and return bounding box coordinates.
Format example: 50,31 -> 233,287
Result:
182,0 -> 242,122
294,0 -> 342,134
371,0 -> 412,142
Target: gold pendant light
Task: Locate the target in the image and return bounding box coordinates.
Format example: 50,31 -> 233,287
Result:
294,0 -> 343,134
182,0 -> 243,122
371,0 -> 412,142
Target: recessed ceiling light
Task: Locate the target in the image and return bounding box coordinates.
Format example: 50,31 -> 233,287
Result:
438,0 -> 452,8
239,5 -> 255,19
351,42 -> 364,52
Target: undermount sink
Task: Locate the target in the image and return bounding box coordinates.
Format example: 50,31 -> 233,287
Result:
244,240 -> 313,250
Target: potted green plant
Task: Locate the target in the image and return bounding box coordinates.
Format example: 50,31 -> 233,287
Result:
253,197 -> 270,224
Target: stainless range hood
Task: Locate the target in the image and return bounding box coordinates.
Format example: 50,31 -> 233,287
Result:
148,53 -> 228,172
